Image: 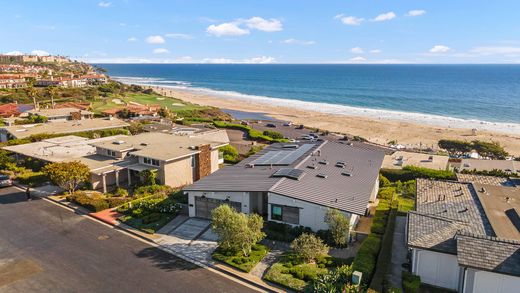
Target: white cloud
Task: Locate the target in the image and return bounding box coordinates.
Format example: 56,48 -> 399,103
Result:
165,33 -> 193,39
4,51 -> 23,56
119,23 -> 126,27
372,12 -> 396,22
407,10 -> 426,17
206,22 -> 250,37
281,38 -> 315,45
146,35 -> 165,44
98,1 -> 112,8
349,56 -> 367,62
31,50 -> 50,56
153,48 -> 170,54
430,45 -> 451,53
206,17 -> 283,37
244,17 -> 283,32
335,14 -> 364,26
127,37 -> 138,42
469,46 -> 520,56
244,56 -> 276,64
202,58 -> 234,64
370,49 -> 382,54
351,47 -> 364,54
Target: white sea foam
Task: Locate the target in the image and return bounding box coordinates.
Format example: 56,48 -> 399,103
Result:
114,76 -> 520,135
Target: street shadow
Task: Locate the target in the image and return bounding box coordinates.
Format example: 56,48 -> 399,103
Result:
134,247 -> 200,272
0,191 -> 42,205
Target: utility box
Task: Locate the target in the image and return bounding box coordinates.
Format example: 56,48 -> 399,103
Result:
352,271 -> 363,286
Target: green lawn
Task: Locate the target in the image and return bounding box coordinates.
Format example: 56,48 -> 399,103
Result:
91,92 -> 207,114
212,244 -> 269,272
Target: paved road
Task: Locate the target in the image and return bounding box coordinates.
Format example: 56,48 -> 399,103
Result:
0,187 -> 257,293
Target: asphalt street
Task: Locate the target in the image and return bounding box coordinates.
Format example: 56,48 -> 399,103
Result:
0,186 -> 258,293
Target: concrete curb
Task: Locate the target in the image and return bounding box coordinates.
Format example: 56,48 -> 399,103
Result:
14,183 -> 280,293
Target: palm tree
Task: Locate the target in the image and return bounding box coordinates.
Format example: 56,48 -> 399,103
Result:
27,86 -> 38,109
47,86 -> 58,109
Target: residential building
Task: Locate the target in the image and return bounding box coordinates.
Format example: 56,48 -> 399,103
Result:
407,178 -> 520,292
0,74 -> 27,88
0,117 -> 129,142
454,159 -> 520,174
382,151 -> 449,170
0,103 -> 33,118
26,107 -> 94,122
183,141 -> 384,231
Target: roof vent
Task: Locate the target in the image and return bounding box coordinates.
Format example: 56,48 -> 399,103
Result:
318,160 -> 328,165
480,187 -> 486,193
113,140 -> 125,145
458,207 -> 468,213
246,163 -> 255,168
335,161 -> 346,168
282,144 -> 299,149
188,145 -> 197,150
341,171 -> 352,177
316,173 -> 328,179
140,143 -> 148,146
307,165 -> 317,169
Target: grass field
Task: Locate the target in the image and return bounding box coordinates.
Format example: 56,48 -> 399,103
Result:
91,93 -> 207,113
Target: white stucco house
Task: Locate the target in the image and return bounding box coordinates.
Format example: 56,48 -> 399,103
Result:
407,178 -> 520,293
183,141 -> 384,231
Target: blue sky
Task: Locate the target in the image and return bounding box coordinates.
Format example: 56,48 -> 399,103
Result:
2,0 -> 520,63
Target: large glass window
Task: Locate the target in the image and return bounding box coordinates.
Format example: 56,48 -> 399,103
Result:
143,157 -> 160,166
271,205 -> 283,221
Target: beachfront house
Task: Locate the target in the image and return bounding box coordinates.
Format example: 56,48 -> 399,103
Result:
407,178 -> 520,292
25,107 -> 94,122
183,141 -> 384,231
3,132 -> 228,192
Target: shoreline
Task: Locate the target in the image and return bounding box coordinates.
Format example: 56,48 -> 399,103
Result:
134,83 -> 520,156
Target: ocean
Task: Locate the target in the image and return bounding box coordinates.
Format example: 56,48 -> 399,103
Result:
98,64 -> 520,133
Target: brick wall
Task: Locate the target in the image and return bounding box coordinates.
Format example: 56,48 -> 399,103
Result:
195,144 -> 211,181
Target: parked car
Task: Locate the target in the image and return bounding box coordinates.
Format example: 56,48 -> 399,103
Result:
0,175 -> 13,188
240,121 -> 249,126
266,123 -> 277,128
296,124 -> 305,129
283,121 -> 292,126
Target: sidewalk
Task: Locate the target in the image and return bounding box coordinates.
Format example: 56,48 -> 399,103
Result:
15,182 -> 282,292
389,216 -> 408,290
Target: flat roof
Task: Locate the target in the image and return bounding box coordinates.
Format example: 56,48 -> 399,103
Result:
382,151 -> 449,170
185,140 -> 385,215
457,173 -> 517,187
27,107 -> 93,117
459,159 -> 519,173
1,118 -> 129,139
90,132 -> 228,161
2,135 -> 128,162
472,183 -> 520,241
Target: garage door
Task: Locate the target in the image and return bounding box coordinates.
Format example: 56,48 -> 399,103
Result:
195,197 -> 241,219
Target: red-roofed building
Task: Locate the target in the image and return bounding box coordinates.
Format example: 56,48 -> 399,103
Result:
0,103 -> 34,118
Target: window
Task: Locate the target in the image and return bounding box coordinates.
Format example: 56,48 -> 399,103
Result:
108,150 -> 116,157
271,205 -> 283,221
191,155 -> 195,168
143,157 -> 160,166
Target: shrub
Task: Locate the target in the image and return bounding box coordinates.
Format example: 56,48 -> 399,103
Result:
113,187 -> 129,197
352,234 -> 382,284
380,166 -> 456,182
68,191 -> 109,212
264,221 -> 313,242
402,271 -> 421,293
324,209 -> 350,247
379,174 -> 392,188
290,233 -> 328,263
262,130 -> 284,139
16,171 -> 49,187
220,145 -> 239,163
212,243 -> 269,272
106,197 -> 129,208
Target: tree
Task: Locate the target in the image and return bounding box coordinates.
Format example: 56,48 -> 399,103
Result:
220,145 -> 239,163
140,169 -> 157,186
27,85 -> 38,108
46,86 -> 58,108
43,161 -> 90,194
438,139 -> 473,157
290,233 -> 328,263
471,140 -> 508,159
324,209 -> 350,247
211,204 -> 265,256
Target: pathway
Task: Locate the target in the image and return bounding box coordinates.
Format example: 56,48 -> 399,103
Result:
389,216 -> 408,290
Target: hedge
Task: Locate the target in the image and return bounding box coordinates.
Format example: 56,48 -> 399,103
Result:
380,166 -> 456,182
212,244 -> 269,272
352,233 -> 382,284
213,121 -> 288,143
369,209 -> 397,292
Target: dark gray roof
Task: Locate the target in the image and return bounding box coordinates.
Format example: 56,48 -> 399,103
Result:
270,141 -> 384,215
184,142 -> 320,192
456,232 -> 520,276
184,140 -> 384,214
407,179 -> 493,253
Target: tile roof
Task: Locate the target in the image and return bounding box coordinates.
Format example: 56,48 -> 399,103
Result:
457,173 -> 517,187
456,232 -> 520,276
407,179 -> 493,253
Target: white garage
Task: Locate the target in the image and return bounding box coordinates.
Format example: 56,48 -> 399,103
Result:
412,249 -> 460,291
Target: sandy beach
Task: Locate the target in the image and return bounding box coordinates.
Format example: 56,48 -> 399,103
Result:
146,86 -> 520,156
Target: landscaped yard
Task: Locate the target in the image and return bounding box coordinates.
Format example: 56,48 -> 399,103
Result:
91,92 -> 206,113
264,253 -> 352,291
116,185 -> 182,234
212,243 -> 269,272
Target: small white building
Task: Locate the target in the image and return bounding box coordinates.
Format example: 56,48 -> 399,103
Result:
184,141 -> 384,231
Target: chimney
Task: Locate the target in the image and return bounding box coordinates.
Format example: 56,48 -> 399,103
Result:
194,144 -> 211,180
